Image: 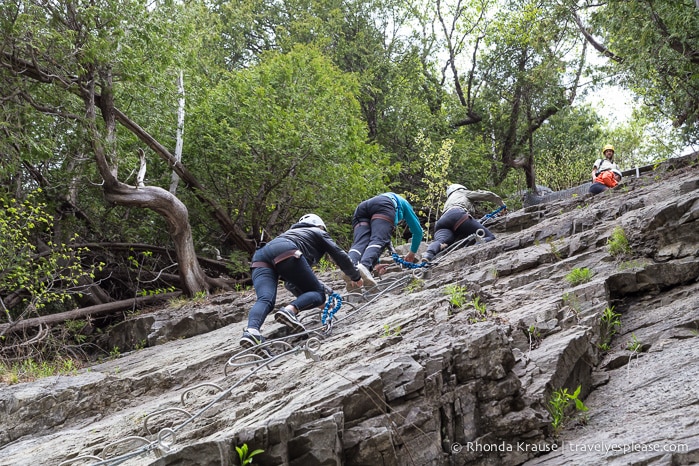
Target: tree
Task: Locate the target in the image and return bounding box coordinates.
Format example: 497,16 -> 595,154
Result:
0,0 -> 234,297
533,105 -> 604,190
0,190 -> 103,330
573,0 -> 699,142
183,45 -> 391,247
476,0 -> 587,190
212,0 -> 451,194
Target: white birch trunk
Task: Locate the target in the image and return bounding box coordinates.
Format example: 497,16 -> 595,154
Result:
170,70 -> 185,194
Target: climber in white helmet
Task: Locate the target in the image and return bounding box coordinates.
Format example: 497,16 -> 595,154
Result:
422,184 -> 505,262
240,213 -> 362,348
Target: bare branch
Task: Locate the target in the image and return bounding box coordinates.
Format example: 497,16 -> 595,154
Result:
137,148 -> 147,187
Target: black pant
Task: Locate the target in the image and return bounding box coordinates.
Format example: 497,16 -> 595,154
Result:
247,238 -> 325,330
589,183 -> 608,195
349,195 -> 395,269
426,208 -> 494,257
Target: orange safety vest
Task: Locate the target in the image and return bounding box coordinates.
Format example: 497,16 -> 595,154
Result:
594,170 -> 618,188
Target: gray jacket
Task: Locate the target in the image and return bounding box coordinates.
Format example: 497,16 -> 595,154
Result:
443,189 -> 504,215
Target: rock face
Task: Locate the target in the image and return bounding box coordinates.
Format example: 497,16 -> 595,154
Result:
1,155 -> 698,466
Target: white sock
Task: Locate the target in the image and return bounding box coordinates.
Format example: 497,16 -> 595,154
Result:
246,327 -> 261,336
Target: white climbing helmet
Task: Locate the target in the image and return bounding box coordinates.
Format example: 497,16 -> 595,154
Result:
446,184 -> 466,198
299,213 -> 326,230
611,168 -> 622,179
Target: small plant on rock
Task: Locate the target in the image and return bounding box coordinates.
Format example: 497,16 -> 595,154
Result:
405,277 -> 424,293
0,357 -> 80,385
617,259 -> 647,271
168,295 -> 189,308
470,296 -> 486,315
109,346 -> 121,359
598,306 -> 622,352
548,385 -> 588,436
467,296 -> 488,323
561,292 -> 581,321
565,267 -> 593,286
382,324 -> 402,338
444,284 -> 468,309
607,226 -> 631,258
527,324 -> 542,350
546,237 -> 563,261
192,291 -> 208,303
627,333 -> 642,353
235,443 -> 264,466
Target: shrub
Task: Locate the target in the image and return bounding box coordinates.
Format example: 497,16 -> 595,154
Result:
564,267 -> 593,286
607,226 -> 631,257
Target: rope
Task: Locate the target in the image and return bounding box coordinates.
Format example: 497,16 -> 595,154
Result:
321,293 -> 342,325
390,252 -> 428,269
479,204 -> 507,224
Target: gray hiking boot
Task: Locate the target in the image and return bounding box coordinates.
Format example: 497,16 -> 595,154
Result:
357,263 -> 378,288
342,272 -> 361,292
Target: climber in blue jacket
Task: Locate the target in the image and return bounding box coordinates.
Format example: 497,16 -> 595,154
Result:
345,192 -> 424,287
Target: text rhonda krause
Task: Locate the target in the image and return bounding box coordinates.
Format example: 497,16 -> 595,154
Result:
456,441 -> 688,455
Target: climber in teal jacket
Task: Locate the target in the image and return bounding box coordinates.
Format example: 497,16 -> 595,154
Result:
347,192 -> 424,287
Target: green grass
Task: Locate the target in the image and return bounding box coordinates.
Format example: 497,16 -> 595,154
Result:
444,284 -> 468,308
0,357 -> 79,385
607,226 -> 631,257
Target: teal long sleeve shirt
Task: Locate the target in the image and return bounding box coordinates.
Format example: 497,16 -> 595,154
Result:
382,192 -> 424,253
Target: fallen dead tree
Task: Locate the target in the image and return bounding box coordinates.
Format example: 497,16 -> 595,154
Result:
0,292 -> 181,336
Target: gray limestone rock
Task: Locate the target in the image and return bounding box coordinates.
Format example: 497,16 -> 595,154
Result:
1,154 -> 698,466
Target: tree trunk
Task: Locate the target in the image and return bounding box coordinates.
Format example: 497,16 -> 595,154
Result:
0,292 -> 181,335
170,70 -> 185,194
104,184 -> 210,296
85,69 -> 209,297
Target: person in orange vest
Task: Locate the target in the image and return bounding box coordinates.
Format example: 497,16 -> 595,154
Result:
592,144 -> 620,181
589,168 -> 622,195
